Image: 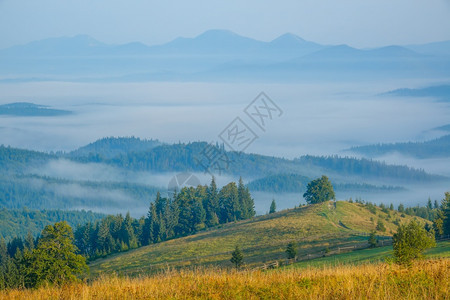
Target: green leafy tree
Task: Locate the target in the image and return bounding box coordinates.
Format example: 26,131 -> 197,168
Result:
285,242 -> 297,259
26,221 -> 88,287
398,203 -> 405,213
269,199 -> 276,214
393,220 -> 436,265
230,245 -> 244,269
368,230 -> 378,248
303,175 -> 335,204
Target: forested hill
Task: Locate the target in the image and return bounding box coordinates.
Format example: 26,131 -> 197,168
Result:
69,136 -> 162,159
348,134 -> 450,159
0,208 -> 104,241
0,145 -> 55,172
247,173 -> 405,194
1,139 -> 447,183
78,142 -> 445,182
0,138 -> 447,213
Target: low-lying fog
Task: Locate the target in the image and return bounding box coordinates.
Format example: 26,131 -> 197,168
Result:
1,80 -> 449,216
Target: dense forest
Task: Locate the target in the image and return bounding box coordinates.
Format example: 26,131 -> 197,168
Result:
295,155 -> 444,182
0,174 -> 159,210
74,177 -> 255,259
0,208 -> 104,241
69,136 -> 161,159
0,138 -> 447,213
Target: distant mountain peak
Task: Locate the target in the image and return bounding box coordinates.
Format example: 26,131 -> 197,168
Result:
271,33 -> 306,44
196,29 -> 240,38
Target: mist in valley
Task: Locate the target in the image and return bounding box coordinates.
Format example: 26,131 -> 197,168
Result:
0,79 -> 448,216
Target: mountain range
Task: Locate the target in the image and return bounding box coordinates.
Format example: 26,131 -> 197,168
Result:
1,30 -> 449,82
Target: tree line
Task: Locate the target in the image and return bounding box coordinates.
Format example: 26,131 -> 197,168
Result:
74,177 -> 255,259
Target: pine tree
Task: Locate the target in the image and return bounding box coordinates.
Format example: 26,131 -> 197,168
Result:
24,232 -> 35,250
237,178 -> 255,219
206,177 -> 220,226
269,199 -> 277,214
230,245 -> 243,269
441,192 -> 450,235
219,182 -> 240,223
427,198 -> 433,210
368,230 -> 378,248
285,242 -> 297,259
398,203 -> 405,213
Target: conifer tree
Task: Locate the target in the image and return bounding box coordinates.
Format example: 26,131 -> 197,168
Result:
230,245 -> 243,269
269,199 -> 277,214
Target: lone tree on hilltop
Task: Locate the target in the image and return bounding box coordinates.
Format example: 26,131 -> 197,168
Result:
230,245 -> 244,269
393,220 -> 435,265
303,175 -> 335,204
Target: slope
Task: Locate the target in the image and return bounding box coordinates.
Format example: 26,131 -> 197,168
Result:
348,134 -> 450,159
89,201 -> 427,276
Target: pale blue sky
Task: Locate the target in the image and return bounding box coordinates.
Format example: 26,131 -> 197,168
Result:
0,0 -> 449,49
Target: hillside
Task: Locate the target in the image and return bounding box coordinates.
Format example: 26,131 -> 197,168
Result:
247,173 -> 405,193
69,136 -> 162,159
0,102 -> 71,116
383,84 -> 450,102
0,208 -> 104,241
348,134 -> 450,159
89,201 -> 427,276
1,140 -> 445,214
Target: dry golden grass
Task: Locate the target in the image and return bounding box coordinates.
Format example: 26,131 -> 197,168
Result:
2,259 -> 448,300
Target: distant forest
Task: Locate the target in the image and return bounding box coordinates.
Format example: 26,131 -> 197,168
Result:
247,173 -> 405,193
0,138 -> 447,213
349,134 -> 450,159
0,208 -> 104,241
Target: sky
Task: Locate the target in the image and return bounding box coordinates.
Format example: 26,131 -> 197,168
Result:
0,0 -> 450,49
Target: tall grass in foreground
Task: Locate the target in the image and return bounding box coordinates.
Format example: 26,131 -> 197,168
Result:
1,259 -> 449,299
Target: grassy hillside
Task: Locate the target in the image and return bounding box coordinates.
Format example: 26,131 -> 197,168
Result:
284,240 -> 450,270
3,259 -> 449,299
89,201 -> 427,276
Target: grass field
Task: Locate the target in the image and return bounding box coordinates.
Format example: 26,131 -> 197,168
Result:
89,201 -> 427,276
284,240 -> 450,270
2,259 -> 448,299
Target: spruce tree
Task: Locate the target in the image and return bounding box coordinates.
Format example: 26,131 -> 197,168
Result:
206,177 -> 220,226
269,199 -> 276,214
285,242 -> 297,259
441,192 -> 450,235
368,230 -> 378,248
230,245 -> 243,269
219,182 -> 240,223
